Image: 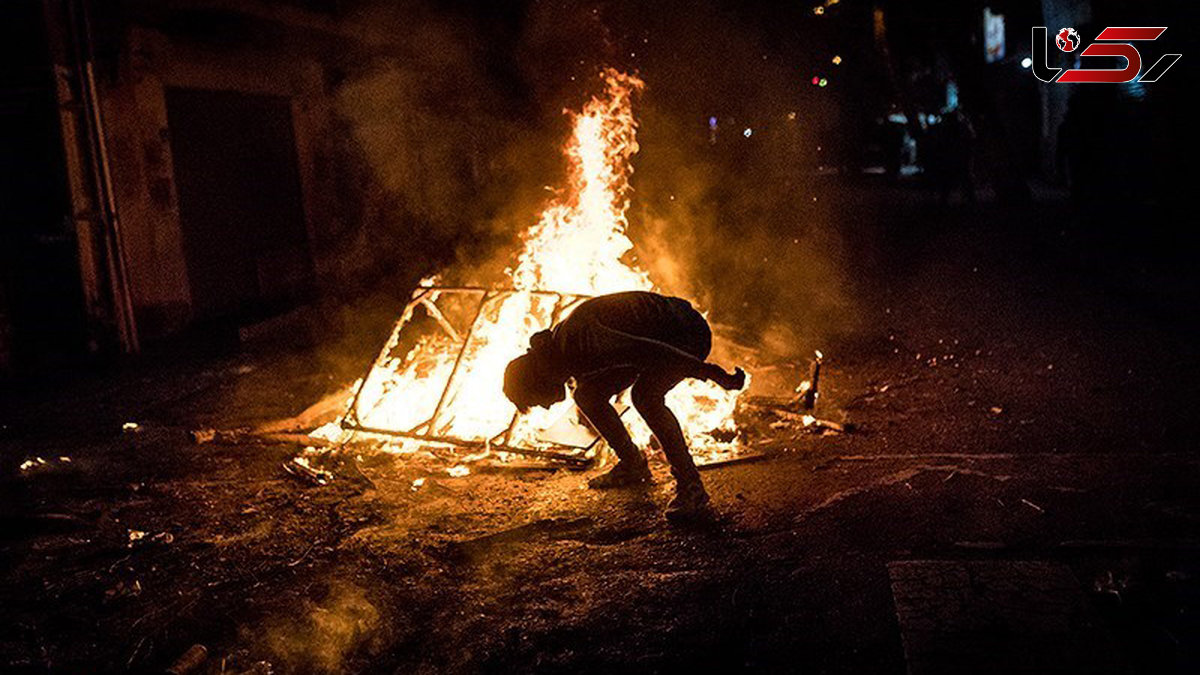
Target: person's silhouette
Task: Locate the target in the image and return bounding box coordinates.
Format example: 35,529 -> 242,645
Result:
503,291 -> 745,522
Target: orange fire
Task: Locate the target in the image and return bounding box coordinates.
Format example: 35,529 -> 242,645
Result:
315,69 -> 743,466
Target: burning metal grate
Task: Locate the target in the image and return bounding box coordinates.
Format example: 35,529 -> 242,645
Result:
339,285 -> 598,467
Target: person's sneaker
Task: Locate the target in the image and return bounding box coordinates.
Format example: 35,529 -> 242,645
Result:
587,459 -> 652,489
665,482 -> 713,524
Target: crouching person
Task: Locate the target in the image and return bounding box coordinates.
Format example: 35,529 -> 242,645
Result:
502,291 -> 745,523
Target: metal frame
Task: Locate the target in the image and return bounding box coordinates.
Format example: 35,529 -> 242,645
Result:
339,286 -> 596,466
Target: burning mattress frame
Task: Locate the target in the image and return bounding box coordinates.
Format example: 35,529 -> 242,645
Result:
339,285 -> 599,467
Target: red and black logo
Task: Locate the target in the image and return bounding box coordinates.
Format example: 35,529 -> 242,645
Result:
1032,26 -> 1181,83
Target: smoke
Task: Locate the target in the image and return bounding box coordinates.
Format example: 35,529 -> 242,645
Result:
630,98 -> 854,360
616,3 -> 857,359
328,2 -> 555,290
256,581 -> 381,673
329,1 -> 855,361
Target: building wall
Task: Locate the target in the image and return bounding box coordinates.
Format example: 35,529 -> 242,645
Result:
101,27 -> 191,336
97,13 -> 340,338
0,0 -> 424,370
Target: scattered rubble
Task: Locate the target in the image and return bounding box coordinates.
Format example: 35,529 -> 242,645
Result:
128,529 -> 174,547
1019,498 -> 1045,514
165,644 -> 208,675
748,400 -> 854,435
18,457 -> 45,471
191,427 -> 333,448
695,452 -> 771,471
799,350 -> 823,410
17,456 -> 73,473
283,456 -> 334,485
190,428 -> 217,444
104,579 -> 142,601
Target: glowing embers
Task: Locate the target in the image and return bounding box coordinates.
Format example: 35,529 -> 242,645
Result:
341,286 -> 597,465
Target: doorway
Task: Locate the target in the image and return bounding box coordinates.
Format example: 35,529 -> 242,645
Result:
165,88 -> 314,323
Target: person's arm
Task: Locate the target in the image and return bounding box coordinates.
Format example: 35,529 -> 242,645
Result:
583,320 -> 745,390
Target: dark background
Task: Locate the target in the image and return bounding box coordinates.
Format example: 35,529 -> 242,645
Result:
2,2 -> 1200,672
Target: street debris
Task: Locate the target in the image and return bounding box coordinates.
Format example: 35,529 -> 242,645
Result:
191,426 -> 333,448
804,415 -> 849,433
165,644 -> 208,675
755,405 -> 853,434
128,529 -> 174,547
741,353 -> 854,437
283,456 -> 334,485
104,579 -> 142,601
696,452 -> 771,471
1091,570 -> 1129,604
799,350 -> 823,409
230,661 -> 274,675
18,457 -> 46,471
17,456 -> 73,473
190,428 -> 217,444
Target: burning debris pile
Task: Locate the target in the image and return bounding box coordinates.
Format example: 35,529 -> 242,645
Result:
305,70 -> 746,470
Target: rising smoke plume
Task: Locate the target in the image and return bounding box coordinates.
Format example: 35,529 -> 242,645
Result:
330,1 -> 855,365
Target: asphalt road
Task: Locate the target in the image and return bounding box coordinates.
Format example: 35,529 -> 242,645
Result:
2,184 -> 1198,673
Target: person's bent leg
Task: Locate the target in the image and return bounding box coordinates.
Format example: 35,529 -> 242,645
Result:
631,374 -> 699,486
632,375 -> 711,521
576,370 -> 649,488
575,370 -> 640,464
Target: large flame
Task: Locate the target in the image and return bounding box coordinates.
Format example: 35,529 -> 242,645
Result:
320,69 -> 741,464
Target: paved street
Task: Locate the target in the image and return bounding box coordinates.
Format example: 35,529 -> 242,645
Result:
4,186 -> 1198,673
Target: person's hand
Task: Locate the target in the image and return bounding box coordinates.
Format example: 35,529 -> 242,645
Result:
710,365 -> 746,391
727,367 -> 747,391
